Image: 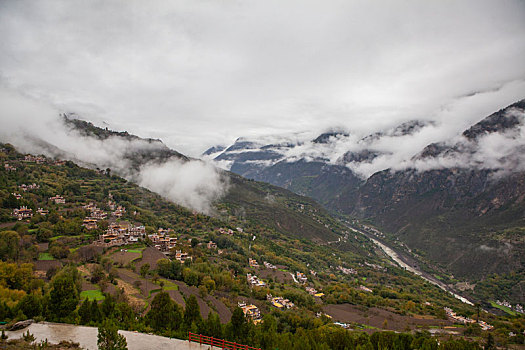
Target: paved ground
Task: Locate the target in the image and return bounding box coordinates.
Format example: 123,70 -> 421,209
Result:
5,322 -> 217,350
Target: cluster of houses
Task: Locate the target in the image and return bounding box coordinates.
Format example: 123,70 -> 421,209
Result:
24,155 -> 46,164
444,307 -> 493,330
95,220 -> 147,248
238,302 -> 262,324
4,163 -> 16,171
495,300 -> 524,314
247,273 -> 266,287
13,206 -> 33,220
267,294 -> 295,309
19,183 -> 39,191
218,227 -> 234,235
49,195 -> 66,204
82,202 -> 108,230
148,228 -> 177,252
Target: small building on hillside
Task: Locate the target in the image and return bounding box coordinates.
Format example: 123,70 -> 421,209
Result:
49,195 -> 66,204
13,206 -> 33,220
238,302 -> 262,324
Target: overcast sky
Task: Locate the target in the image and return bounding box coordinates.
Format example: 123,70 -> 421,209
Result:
1,0 -> 525,156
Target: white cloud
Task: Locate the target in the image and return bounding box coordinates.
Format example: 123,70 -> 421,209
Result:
0,88 -> 227,213
0,0 -> 524,156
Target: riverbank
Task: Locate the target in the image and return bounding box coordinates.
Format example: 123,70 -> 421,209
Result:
348,225 -> 474,306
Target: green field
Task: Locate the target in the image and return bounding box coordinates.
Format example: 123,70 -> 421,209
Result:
38,252 -> 54,261
80,289 -> 105,301
490,301 -> 517,316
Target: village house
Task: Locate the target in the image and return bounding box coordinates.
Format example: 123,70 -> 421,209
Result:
82,218 -> 98,230
359,285 -> 373,293
267,294 -> 295,309
90,209 -> 108,220
296,272 -> 307,284
249,258 -> 259,268
129,225 -> 146,236
207,241 -> 217,249
238,302 -> 262,324
13,206 -> 33,220
49,195 -> 66,204
11,193 -> 22,200
263,261 -> 276,269
305,286 -> 318,295
175,250 -> 192,263
37,208 -> 49,216
246,273 -> 266,287
53,160 -> 66,166
4,163 -> 16,171
218,227 -> 234,235
112,205 -> 126,218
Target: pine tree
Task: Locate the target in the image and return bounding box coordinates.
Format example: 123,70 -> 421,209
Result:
183,295 -> 201,328
78,299 -> 91,325
97,320 -> 127,350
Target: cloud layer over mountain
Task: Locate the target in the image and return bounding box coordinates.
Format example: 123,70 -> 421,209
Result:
1,0 -> 524,156
0,88 -> 227,213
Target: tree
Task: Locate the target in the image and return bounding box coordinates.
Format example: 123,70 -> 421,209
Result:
17,293 -> 42,319
140,263 -> 150,278
146,291 -> 182,332
48,270 -> 79,320
97,319 -> 127,350
184,295 -> 201,328
78,299 -> 91,324
0,231 -> 20,261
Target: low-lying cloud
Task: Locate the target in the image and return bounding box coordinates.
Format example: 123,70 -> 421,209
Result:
0,88 -> 227,214
211,101 -> 525,179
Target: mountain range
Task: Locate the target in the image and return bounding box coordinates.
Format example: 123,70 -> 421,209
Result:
205,100 -> 525,286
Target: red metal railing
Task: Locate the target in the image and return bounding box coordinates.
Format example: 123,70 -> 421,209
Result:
188,332 -> 261,350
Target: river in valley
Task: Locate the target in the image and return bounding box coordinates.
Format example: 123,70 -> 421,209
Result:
349,226 -> 474,306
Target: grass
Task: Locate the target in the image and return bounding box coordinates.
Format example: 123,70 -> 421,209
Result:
80,289 -> 105,301
126,249 -> 143,253
160,279 -> 179,291
490,301 -> 517,316
38,252 -> 54,261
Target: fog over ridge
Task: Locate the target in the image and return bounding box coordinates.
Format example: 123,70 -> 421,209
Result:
0,88 -> 227,214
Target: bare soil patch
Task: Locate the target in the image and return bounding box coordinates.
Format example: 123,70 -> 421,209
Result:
135,247 -> 166,270
172,281 -> 210,319
256,268 -> 293,284
322,304 -> 452,331
111,251 -> 141,266
37,243 -> 49,252
34,260 -> 62,272
166,289 -> 186,309
115,278 -> 146,311
0,222 -> 17,228
117,268 -> 159,297
206,295 -> 232,323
